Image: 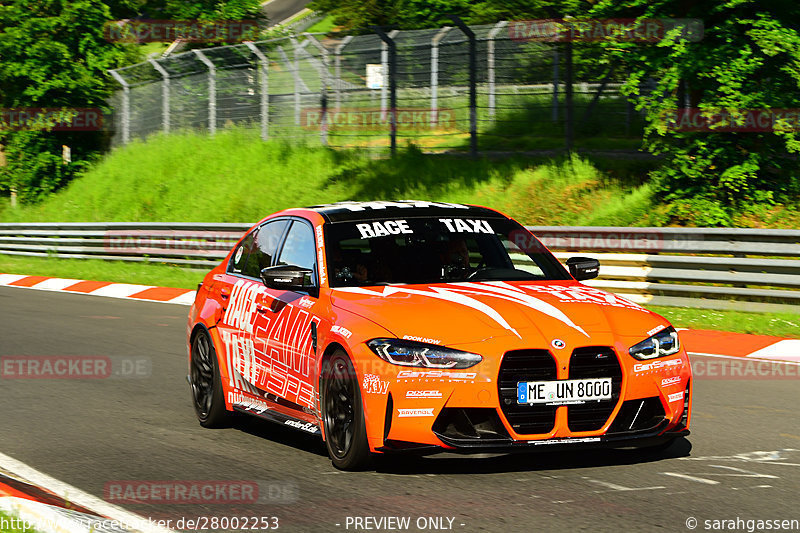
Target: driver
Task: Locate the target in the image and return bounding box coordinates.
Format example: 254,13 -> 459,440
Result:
439,237 -> 471,279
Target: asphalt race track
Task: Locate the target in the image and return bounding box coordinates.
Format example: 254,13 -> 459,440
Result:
1,286 -> 798,532
262,0 -> 312,26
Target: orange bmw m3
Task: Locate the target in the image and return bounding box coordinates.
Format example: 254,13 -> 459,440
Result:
187,201 -> 691,470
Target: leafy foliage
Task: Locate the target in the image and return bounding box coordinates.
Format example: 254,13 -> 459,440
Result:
591,0 -> 800,224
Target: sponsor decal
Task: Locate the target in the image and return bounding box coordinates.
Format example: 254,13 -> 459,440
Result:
397,408 -> 434,418
296,297 -> 314,309
438,218 -> 494,234
528,437 -> 602,445
647,324 -> 668,337
551,339 -> 566,350
220,278 -> 320,409
522,284 -> 644,311
355,220 -> 413,239
405,390 -> 443,399
315,225 -> 327,286
633,358 -> 683,373
668,391 -> 685,403
402,335 -> 442,345
334,201 -> 470,212
234,246 -> 244,264
330,325 -> 352,339
284,419 -> 318,433
337,281 -> 589,339
228,391 -> 271,415
661,376 -> 682,387
363,373 -> 389,394
397,370 -> 477,381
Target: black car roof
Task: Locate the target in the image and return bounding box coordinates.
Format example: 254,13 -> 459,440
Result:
306,200 -> 506,223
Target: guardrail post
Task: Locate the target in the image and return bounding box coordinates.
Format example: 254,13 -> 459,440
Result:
334,36 -> 353,111
450,16 -> 477,156
193,50 -> 216,135
430,26 -> 452,128
373,27 -> 398,156
108,70 -> 130,144
487,21 -> 508,122
245,42 -> 270,141
148,59 -> 170,134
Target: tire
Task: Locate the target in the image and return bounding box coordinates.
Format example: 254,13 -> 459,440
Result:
321,350 -> 372,471
190,329 -> 231,428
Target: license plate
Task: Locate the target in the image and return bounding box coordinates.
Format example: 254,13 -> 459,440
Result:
517,378 -> 612,405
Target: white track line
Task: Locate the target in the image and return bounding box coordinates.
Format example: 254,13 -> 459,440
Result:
0,281 -> 195,306
0,451 -> 175,533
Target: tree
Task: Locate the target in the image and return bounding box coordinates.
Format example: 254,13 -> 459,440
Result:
591,0 -> 800,224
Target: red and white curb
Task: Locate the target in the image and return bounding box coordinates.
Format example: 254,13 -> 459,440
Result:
679,329 -> 800,363
0,274 -> 195,305
0,452 -> 174,533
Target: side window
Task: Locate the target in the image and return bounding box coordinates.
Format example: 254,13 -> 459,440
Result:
228,233 -> 255,274
242,220 -> 289,278
277,221 -> 317,278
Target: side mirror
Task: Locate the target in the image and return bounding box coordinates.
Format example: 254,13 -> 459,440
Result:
260,265 -> 315,292
566,256 -> 600,281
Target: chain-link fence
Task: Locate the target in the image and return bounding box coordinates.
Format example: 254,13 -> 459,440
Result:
108,21 -> 645,154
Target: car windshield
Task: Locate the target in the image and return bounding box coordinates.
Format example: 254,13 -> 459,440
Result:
325,216 -> 571,287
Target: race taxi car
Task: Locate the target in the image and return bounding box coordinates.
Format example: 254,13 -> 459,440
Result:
187,201 -> 692,470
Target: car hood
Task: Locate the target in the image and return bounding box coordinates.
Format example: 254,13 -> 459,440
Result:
330,280 -> 667,348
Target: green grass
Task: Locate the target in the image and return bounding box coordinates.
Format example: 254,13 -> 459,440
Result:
649,306 -> 800,339
0,255 -> 205,289
0,128 -> 659,226
305,14 -> 336,34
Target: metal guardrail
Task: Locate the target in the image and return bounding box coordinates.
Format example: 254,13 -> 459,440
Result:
1,223 -> 799,313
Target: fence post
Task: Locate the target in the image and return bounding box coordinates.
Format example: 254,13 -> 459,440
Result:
373,27 -> 398,156
290,38 -> 311,126
148,59 -> 170,134
487,21 -> 508,122
379,30 -> 399,120
334,36 -> 353,110
552,47 -> 559,123
193,50 -> 216,135
109,70 -> 130,144
245,42 -> 269,141
450,16 -> 477,157
430,26 -> 452,128
304,34 -> 330,146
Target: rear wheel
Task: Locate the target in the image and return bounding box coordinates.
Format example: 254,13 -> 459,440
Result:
321,350 -> 372,470
190,329 -> 230,428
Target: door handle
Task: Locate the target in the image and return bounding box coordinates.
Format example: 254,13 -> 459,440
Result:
220,288 -> 230,299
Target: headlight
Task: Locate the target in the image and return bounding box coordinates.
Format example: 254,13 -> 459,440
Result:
367,339 -> 482,369
629,327 -> 680,360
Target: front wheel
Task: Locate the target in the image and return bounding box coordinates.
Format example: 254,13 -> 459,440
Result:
190,329 -> 231,428
321,350 -> 372,470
